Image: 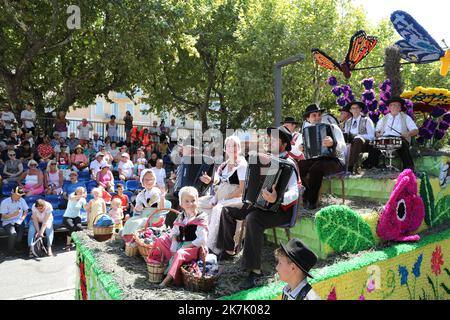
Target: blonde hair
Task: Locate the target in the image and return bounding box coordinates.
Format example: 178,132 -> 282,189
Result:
75,186 -> 86,195
224,135 -> 242,154
46,161 -> 59,172
91,187 -> 102,197
178,186 -> 199,204
111,198 -> 122,208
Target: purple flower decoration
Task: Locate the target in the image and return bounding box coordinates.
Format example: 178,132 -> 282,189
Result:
367,279 -> 376,293
342,85 -> 352,94
443,112 -> 450,123
405,99 -> 414,108
361,78 -> 374,90
416,136 -> 425,144
367,100 -> 378,112
434,129 -> 446,140
327,76 -> 338,87
369,111 -> 380,123
362,90 -> 375,101
419,128 -> 433,139
431,108 -> 447,118
346,94 -> 355,103
332,86 -> 342,97
380,79 -> 391,91
337,97 -> 347,107
359,295 -> 366,300
406,109 -> 415,120
439,121 -> 449,131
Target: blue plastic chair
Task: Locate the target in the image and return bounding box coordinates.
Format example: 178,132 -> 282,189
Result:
86,180 -> 98,194
25,195 -> 45,208
38,162 -> 48,171
125,180 -> 141,192
45,194 -> 64,209
52,209 -> 66,227
78,171 -> 90,179
123,191 -> 133,200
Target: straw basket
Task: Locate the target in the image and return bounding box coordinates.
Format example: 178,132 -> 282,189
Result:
133,208 -> 181,259
125,242 -> 138,257
146,247 -> 167,284
93,214 -> 114,242
181,249 -> 219,292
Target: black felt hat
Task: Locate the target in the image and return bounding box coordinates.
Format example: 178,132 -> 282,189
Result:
303,104 -> 326,119
266,126 -> 292,152
386,96 -> 406,107
280,238 -> 318,278
345,101 -> 366,111
281,116 -> 299,125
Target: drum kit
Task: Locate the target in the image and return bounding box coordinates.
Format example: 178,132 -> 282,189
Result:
369,136 -> 403,171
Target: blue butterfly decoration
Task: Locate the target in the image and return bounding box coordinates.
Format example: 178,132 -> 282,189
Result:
390,10 -> 450,76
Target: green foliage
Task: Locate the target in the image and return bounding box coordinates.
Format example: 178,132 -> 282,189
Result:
432,195 -> 450,227
315,205 -> 375,254
420,172 -> 436,227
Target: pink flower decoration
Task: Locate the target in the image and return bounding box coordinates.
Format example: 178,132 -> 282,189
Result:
359,295 -> 366,300
367,279 -> 376,293
327,287 -> 337,300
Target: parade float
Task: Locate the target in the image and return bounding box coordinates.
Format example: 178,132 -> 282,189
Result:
72,10 -> 450,300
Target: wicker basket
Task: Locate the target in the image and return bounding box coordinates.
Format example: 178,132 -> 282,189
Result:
133,208 -> 181,259
93,214 -> 114,242
181,249 -> 219,292
146,247 -> 167,284
125,242 -> 138,257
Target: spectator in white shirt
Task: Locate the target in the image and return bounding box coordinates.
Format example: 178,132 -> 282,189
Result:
20,102 -> 36,135
371,97 -> 419,171
89,152 -> 107,179
27,199 -> 54,257
92,132 -> 104,152
118,153 -> 137,181
342,101 -> 376,174
77,118 -> 93,143
151,159 -> 166,189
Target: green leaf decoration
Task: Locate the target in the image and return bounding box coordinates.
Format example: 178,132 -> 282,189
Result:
431,195 -> 450,227
315,205 -> 375,254
441,283 -> 450,295
420,172 -> 435,227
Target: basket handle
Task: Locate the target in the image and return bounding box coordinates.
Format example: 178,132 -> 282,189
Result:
147,246 -> 164,267
93,213 -> 107,226
144,208 -> 181,230
199,246 -> 208,278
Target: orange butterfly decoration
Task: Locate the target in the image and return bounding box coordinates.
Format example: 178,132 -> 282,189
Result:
312,30 -> 378,79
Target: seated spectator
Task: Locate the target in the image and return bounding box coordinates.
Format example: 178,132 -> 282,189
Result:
24,132 -> 35,148
118,153 -> 137,181
17,160 -> 44,196
17,140 -> 35,163
92,132 -> 104,152
99,145 -> 113,165
70,145 -> 89,172
35,129 -> 45,146
44,160 -> 64,195
53,137 -> 66,154
66,132 -> 79,153
8,130 -> 21,147
158,138 -> 169,155
63,171 -> 86,199
151,159 -> 166,190
2,150 -> 24,184
50,132 -> 60,148
1,141 -> 17,166
136,149 -> 148,176
63,186 -> 88,251
89,152 -> 107,180
28,199 -> 54,257
96,164 -> 114,193
37,135 -> 54,163
84,141 -> 96,162
114,145 -> 128,163
55,144 -> 71,169
109,141 -> 120,161
111,183 -> 131,220
148,151 -> 159,168
77,118 -> 93,145
0,186 -> 29,257
104,136 -> 112,151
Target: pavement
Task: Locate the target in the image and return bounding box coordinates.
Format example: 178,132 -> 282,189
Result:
0,233 -> 76,300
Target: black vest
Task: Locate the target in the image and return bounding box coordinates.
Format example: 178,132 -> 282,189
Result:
281,283 -> 312,300
176,224 -> 198,242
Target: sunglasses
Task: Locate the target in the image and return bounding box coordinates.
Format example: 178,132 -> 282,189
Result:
51,163 -> 57,166
29,164 -> 37,167
8,153 -> 15,156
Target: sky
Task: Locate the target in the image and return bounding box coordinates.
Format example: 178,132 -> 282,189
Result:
352,0 -> 450,48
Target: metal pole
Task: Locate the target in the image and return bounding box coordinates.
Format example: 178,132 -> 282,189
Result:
273,53 -> 305,127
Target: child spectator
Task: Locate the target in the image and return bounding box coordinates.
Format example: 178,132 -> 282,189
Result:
63,187 -> 88,251
111,183 -> 131,220
136,149 -> 147,177
85,187 -> 106,230
158,186 -> 208,287
275,238 -> 321,300
109,198 -> 124,233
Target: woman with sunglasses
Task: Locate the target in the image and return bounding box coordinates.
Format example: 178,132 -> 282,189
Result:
17,160 -> 44,196
2,151 -> 24,183
44,161 -> 64,195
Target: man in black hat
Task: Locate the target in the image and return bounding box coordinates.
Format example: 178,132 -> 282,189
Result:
282,116 -> 303,161
0,186 -> 29,257
216,126 -> 300,290
299,104 -> 346,209
371,97 -> 418,170
338,104 -> 352,129
342,101 -> 376,174
275,238 -> 321,300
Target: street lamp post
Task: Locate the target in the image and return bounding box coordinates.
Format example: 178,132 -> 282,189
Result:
274,53 -> 305,126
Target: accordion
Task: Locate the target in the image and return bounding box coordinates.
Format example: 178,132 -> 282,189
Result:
173,155 -> 215,198
242,155 -> 296,212
302,123 -> 336,159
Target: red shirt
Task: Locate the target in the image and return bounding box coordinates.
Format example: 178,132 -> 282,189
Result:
112,194 -> 129,211
38,143 -> 54,159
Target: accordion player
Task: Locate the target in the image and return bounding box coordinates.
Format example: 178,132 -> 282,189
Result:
173,154 -> 215,198
302,123 -> 337,159
242,154 -> 297,212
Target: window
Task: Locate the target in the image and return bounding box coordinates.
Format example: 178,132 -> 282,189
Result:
112,103 -> 119,117
95,101 -> 104,115
126,103 -> 134,116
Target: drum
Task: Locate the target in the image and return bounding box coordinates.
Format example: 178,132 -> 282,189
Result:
370,136 -> 402,150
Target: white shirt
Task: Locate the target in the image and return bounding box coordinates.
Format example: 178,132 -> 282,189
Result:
118,160 -> 135,178
20,110 -> 36,128
0,197 -> 29,226
134,187 -> 162,216
90,159 -> 107,176
282,279 -> 321,300
77,123 -> 93,140
31,201 -> 54,228
281,155 -> 300,206
169,125 -> 177,140
216,158 -> 247,184
92,139 -> 104,152
376,113 -> 418,137
1,112 -> 16,130
169,212 -> 207,252
151,167 -> 166,187
345,115 -> 375,141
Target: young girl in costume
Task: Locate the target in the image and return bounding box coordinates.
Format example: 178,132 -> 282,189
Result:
157,186 -> 208,287
136,149 -> 148,177
134,169 -> 165,216
85,187 -> 106,230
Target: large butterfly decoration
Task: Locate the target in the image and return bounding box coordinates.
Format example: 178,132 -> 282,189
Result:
311,30 -> 378,79
390,10 -> 450,76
